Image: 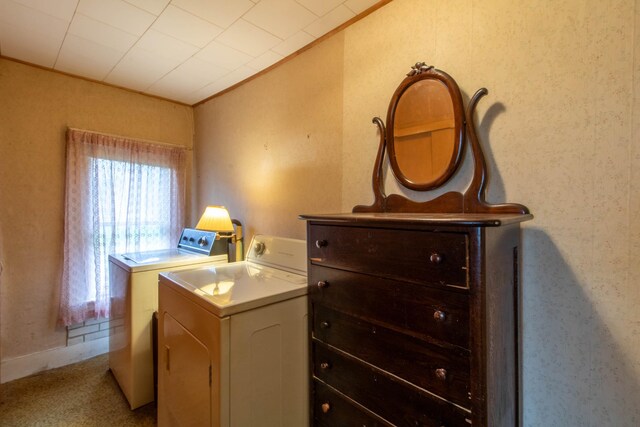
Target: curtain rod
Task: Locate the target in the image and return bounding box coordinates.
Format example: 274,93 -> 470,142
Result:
67,127 -> 193,151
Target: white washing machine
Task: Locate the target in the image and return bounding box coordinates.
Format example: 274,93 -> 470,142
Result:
108,228 -> 228,409
157,235 -> 308,427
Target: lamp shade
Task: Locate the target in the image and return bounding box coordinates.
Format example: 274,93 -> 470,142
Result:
195,206 -> 234,233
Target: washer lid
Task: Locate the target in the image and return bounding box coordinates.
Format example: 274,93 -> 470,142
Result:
110,249 -> 226,272
162,261 -> 307,317
121,248 -> 195,264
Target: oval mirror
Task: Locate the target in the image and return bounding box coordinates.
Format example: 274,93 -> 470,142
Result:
387,66 -> 465,190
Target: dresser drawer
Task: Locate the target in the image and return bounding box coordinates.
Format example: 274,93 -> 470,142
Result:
309,265 -> 469,349
313,304 -> 470,407
313,342 -> 472,426
313,380 -> 392,427
308,225 -> 468,289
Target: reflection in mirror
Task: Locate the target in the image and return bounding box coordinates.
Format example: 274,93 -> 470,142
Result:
393,79 -> 455,186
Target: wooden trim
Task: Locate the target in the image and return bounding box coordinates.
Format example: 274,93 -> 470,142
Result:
299,212 -> 534,227
192,0 -> 394,107
513,245 -> 522,427
468,227 -> 486,426
0,55 -> 191,107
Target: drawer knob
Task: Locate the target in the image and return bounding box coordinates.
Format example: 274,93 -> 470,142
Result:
321,402 -> 331,413
317,280 -> 329,289
433,310 -> 446,322
320,362 -> 331,370
435,368 -> 447,380
430,252 -> 443,264
320,321 -> 331,329
315,239 -> 328,248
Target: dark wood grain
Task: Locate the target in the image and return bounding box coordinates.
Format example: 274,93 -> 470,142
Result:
309,265 -> 470,349
301,212 -> 533,227
308,224 -> 469,289
303,214 -> 529,427
312,304 -> 471,407
482,224 -> 520,426
313,380 -> 393,427
313,341 -> 471,427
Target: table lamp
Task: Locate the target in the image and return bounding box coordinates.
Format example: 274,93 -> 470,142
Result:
195,206 -> 243,262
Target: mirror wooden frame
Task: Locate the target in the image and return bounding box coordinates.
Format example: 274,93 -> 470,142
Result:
354,62 -> 529,215
387,64 -> 465,190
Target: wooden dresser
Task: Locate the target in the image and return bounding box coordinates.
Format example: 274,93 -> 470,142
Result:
300,213 -> 531,426
301,63 -> 532,426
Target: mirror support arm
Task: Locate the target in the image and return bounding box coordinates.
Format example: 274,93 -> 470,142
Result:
463,88 -> 489,211
463,88 -> 530,215
353,117 -> 387,213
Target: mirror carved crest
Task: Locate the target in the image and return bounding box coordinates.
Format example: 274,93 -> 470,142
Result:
353,62 -> 529,215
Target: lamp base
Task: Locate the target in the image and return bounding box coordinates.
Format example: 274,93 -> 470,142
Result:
211,238 -> 230,261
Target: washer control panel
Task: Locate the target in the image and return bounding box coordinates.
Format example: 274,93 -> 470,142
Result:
178,228 -> 217,255
246,235 -> 307,274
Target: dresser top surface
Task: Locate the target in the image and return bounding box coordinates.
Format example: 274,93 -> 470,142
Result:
299,212 -> 533,227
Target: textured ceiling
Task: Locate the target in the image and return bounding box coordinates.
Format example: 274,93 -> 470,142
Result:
0,0 -> 383,105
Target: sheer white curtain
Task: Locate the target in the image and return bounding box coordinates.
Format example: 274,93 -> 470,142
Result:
60,129 -> 186,326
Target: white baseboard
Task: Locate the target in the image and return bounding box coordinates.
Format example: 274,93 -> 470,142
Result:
0,337 -> 109,384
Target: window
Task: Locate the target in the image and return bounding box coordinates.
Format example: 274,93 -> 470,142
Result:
60,129 -> 186,326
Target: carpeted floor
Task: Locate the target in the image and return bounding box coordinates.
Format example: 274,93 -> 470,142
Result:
0,354 -> 156,426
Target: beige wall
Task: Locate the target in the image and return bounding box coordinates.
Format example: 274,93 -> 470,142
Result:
194,0 -> 640,425
0,58 -> 194,359
194,34 -> 344,240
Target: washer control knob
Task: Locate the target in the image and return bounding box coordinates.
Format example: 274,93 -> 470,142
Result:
197,237 -> 208,247
254,241 -> 266,256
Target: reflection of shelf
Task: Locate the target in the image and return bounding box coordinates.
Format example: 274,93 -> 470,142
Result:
394,119 -> 454,137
